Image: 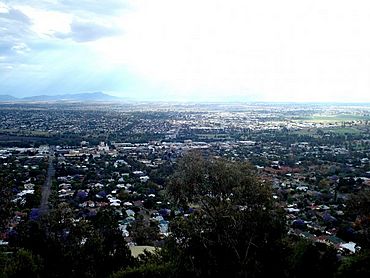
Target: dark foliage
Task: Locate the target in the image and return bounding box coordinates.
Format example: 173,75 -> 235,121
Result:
165,152 -> 287,277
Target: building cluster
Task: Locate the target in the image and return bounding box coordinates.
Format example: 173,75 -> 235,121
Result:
1,102 -> 370,254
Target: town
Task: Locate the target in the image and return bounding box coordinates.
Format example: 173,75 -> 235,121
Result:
1,102 -> 370,276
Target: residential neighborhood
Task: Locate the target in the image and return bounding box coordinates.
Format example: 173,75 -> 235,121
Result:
1,103 -> 370,254
0,102 -> 370,277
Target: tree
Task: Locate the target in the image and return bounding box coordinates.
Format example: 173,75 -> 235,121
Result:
345,190 -> 370,248
165,152 -> 286,278
0,183 -> 13,233
2,249 -> 43,278
334,189 -> 370,278
128,221 -> 160,245
111,250 -> 173,278
9,205 -> 133,278
336,250 -> 370,278
288,240 -> 338,278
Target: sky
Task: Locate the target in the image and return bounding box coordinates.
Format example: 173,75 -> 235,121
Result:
0,0 -> 370,102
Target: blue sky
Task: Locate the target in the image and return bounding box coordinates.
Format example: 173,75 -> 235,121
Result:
1,0 -> 370,102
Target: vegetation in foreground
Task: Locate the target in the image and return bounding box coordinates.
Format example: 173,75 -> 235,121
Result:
1,153 -> 370,277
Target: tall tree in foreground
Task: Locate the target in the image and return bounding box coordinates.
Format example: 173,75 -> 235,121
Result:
345,190 -> 370,248
336,189 -> 370,278
7,205 -> 133,278
165,152 -> 286,278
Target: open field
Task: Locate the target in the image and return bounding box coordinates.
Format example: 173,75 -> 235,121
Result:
298,114 -> 370,123
291,126 -> 367,136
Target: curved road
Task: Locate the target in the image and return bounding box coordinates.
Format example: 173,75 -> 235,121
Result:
39,146 -> 55,215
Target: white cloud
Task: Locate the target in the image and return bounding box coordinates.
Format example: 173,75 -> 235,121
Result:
14,5 -> 72,36
11,42 -> 30,54
1,0 -> 370,101
54,18 -> 122,42
0,2 -> 9,13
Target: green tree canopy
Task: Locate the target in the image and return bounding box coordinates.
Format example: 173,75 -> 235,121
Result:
346,189 -> 370,248
165,152 -> 286,278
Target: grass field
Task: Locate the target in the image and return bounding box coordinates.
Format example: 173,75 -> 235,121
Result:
291,125 -> 366,136
300,114 -> 370,123
324,127 -> 363,135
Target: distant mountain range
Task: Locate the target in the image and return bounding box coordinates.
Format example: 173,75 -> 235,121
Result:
0,94 -> 18,101
0,92 -> 122,102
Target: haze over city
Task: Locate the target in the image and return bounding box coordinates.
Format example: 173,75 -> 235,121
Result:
1,0 -> 370,102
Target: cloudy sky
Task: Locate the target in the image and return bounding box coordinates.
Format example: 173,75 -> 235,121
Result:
1,0 -> 370,102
